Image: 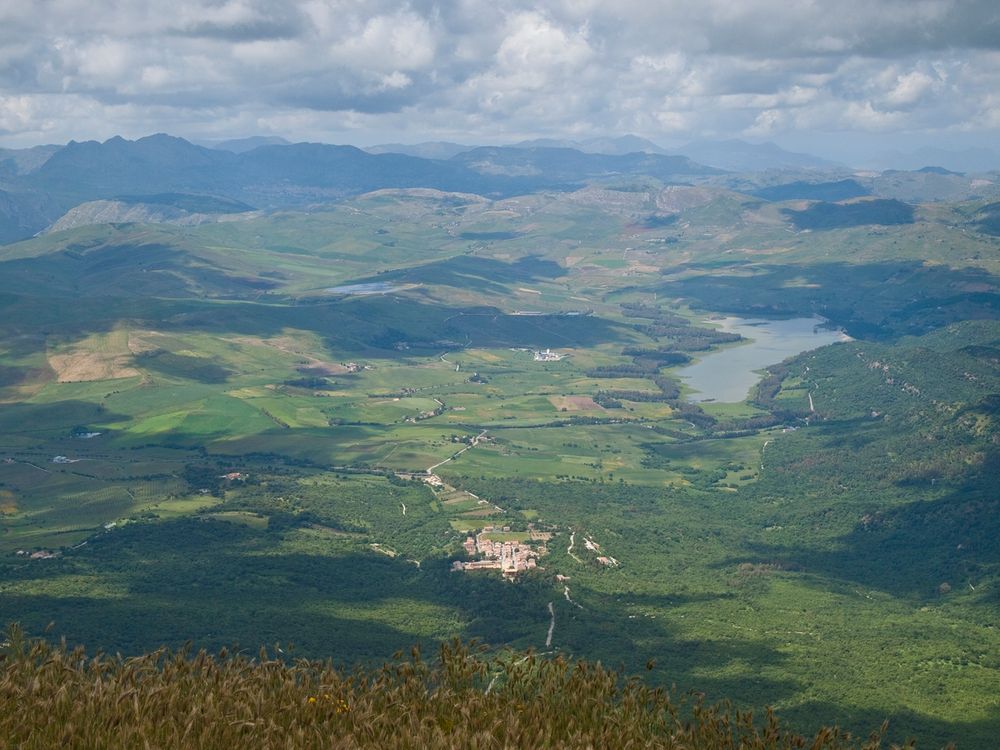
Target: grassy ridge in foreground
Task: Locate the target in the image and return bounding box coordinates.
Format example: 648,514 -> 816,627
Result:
0,627 -> 910,750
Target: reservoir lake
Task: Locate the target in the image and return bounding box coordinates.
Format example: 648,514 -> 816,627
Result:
676,316 -> 850,403
326,282 -> 408,295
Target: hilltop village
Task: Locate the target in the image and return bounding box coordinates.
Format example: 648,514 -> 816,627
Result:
452,525 -> 552,578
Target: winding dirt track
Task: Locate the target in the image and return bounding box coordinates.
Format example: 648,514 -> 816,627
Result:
564,586 -> 583,610
567,531 -> 582,563
761,439 -> 771,471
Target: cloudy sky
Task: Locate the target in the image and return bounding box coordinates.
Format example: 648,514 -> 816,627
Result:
1,0 -> 998,160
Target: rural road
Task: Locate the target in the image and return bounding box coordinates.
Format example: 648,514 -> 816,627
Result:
426,430 -> 488,473
761,439 -> 772,471
564,585 -> 583,610
567,531 -> 583,563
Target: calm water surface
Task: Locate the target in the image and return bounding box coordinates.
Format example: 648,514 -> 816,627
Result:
326,282 -> 407,295
676,316 -> 849,403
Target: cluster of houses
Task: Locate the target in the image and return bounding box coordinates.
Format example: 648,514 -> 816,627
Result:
15,549 -> 60,560
452,526 -> 545,578
583,535 -> 619,567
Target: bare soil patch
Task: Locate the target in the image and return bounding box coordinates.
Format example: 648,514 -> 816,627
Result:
549,395 -> 604,411
127,330 -> 165,355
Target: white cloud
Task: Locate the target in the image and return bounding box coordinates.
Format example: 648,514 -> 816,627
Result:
883,70 -> 939,108
495,11 -> 592,72
0,0 -> 996,150
842,100 -> 906,130
454,11 -> 598,126
377,71 -> 412,91
331,11 -> 437,72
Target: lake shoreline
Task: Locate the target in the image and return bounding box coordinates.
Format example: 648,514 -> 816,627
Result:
674,315 -> 849,403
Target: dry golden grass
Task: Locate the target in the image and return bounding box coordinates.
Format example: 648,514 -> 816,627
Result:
48,329 -> 140,382
548,395 -> 604,412
0,627 -> 915,750
0,490 -> 16,514
48,350 -> 140,382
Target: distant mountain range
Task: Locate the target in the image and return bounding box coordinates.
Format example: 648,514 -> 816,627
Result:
450,145 -> 719,181
0,145 -> 61,177
3,132 -> 997,244
509,134 -> 670,156
363,142 -> 474,160
206,136 -> 292,153
674,139 -> 841,171
0,134 -> 723,242
366,135 -> 841,172
504,136 -> 841,171
872,147 -> 1000,173
364,135 -> 674,159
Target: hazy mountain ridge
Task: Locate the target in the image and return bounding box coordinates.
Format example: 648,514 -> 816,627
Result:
874,146 -> 1000,173
675,139 -> 841,171
0,188 -> 63,244
510,134 -> 671,155
0,144 -> 61,176
206,136 -> 292,153
366,134 -> 673,157
25,134 -> 237,205
450,145 -> 721,180
871,169 -> 1000,203
2,133 -> 998,245
0,134 -> 722,243
364,141 -> 474,159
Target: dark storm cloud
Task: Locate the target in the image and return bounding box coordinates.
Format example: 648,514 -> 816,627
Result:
0,0 -> 997,147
